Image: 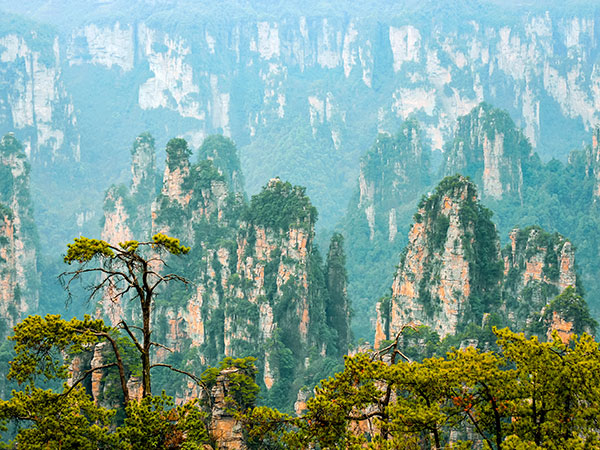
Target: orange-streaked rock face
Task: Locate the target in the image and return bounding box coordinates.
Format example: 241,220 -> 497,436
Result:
548,310 -> 574,344
162,163 -> 192,208
0,137 -> 39,327
0,214 -> 16,322
503,227 -> 578,330
209,367 -> 247,450
101,193 -> 133,244
377,178 -> 487,349
97,139 -> 347,408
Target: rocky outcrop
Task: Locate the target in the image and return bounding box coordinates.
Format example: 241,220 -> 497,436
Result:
375,175 -> 591,348
68,341 -> 143,407
100,133 -> 159,326
0,134 -> 39,333
443,103 -> 530,201
502,227 -> 577,330
197,135 -> 245,194
355,119 -> 431,242
100,134 -> 350,408
342,119 -> 432,341
0,32 -> 79,163
2,8 -> 599,255
207,367 -> 246,450
587,125 -> 600,200
375,175 -> 502,345
325,233 -> 351,356
0,204 -> 18,332
542,286 -> 596,344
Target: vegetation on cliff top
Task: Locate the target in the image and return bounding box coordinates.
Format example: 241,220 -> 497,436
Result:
245,178 -> 317,232
246,327 -> 600,449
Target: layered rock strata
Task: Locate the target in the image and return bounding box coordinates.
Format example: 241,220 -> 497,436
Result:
0,134 -> 39,334
375,175 -> 585,348
443,103 -> 531,201
376,175 -> 502,343
501,226 -> 577,330
100,134 -> 350,407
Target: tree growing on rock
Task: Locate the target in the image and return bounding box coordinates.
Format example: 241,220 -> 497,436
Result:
244,327 -> 600,449
60,233 -> 191,398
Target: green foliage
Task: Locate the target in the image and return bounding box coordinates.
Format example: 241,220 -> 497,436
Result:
325,233 -> 351,356
0,203 -> 13,222
0,385 -> 115,450
542,286 -> 597,335
245,179 -> 317,232
165,138 -> 192,171
201,357 -> 259,412
116,393 -> 210,450
340,120 -> 432,340
8,314 -> 110,384
0,135 -> 26,158
152,233 -> 190,255
197,134 -> 245,192
245,327 -> 600,449
63,237 -> 114,263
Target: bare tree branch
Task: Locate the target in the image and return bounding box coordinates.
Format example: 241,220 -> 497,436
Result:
151,342 -> 173,352
62,363 -> 117,398
150,363 -> 209,394
118,321 -> 143,354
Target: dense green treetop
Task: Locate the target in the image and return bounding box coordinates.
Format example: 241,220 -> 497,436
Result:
245,327 -> 600,449
542,286 -> 597,334
245,178 -> 317,232
165,138 -> 192,171
197,134 -> 244,192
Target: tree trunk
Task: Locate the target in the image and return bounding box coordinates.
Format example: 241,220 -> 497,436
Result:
142,299 -> 152,397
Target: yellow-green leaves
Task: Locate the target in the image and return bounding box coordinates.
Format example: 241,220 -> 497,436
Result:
64,236 -> 114,263
245,329 -> 600,449
8,314 -> 110,384
119,240 -> 139,252
152,233 -> 190,255
0,385 -> 115,449
116,393 -> 210,449
64,234 -> 191,264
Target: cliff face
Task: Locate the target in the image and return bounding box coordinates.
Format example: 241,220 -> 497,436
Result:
325,233 -> 351,356
587,125 -> 600,200
356,119 -> 431,242
342,120 -> 431,340
0,134 -> 39,333
0,204 -> 18,331
502,227 -> 577,330
100,133 -> 159,326
0,30 -> 79,163
206,367 -> 246,450
375,175 -> 585,348
376,176 -> 502,344
100,134 -> 349,408
2,6 -> 600,252
443,103 -> 531,201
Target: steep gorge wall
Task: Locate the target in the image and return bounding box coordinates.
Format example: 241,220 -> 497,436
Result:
375,175 -> 586,348
342,120 -> 432,339
0,134 -> 39,334
375,176 -> 502,343
443,103 -> 531,201
98,134 -> 350,408
1,7 -> 599,246
502,226 -> 577,330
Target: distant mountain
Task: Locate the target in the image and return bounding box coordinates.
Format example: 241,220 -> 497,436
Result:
0,3 -> 598,258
